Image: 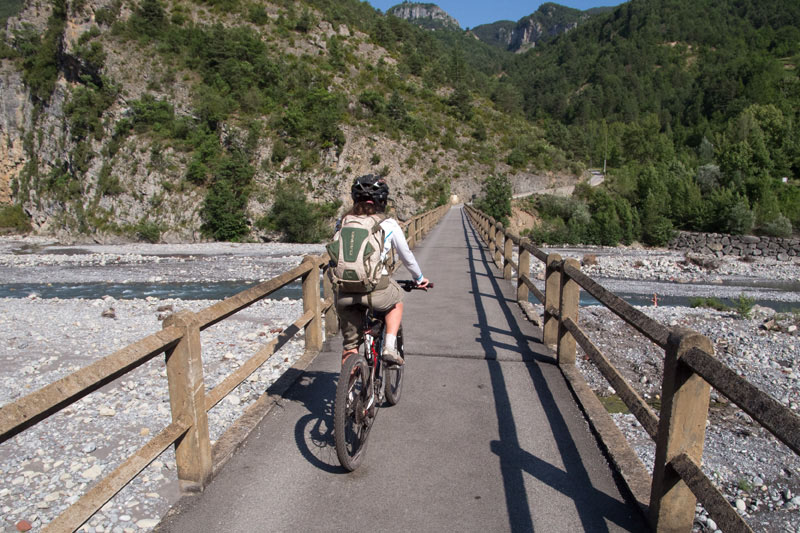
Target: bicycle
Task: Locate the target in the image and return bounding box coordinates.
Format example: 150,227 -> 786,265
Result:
333,279 -> 433,471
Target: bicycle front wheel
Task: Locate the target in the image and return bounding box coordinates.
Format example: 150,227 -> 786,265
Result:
334,353 -> 372,471
384,326 -> 404,405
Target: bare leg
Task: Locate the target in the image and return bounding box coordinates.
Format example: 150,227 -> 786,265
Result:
384,302 -> 403,336
341,349 -> 357,364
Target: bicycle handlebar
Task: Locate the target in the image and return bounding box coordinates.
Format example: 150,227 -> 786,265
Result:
397,279 -> 434,292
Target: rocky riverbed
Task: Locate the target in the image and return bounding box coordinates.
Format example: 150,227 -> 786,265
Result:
525,244 -> 800,533
0,236 -> 799,532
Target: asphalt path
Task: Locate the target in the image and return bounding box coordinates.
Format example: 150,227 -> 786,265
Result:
156,206 -> 648,532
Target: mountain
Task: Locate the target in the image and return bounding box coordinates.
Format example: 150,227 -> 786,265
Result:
0,0 -> 562,242
503,0 -> 800,244
471,3 -> 612,52
386,2 -> 460,31
2,0 -> 797,245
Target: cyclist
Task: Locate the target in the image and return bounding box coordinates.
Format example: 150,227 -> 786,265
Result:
333,175 -> 430,366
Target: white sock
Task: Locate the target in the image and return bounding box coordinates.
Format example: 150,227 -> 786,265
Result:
385,334 -> 397,351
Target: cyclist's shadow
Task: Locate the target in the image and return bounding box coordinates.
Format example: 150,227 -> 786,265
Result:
285,369 -> 347,473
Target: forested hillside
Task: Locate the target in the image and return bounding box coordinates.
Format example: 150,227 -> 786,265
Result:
0,0 -> 798,245
0,0 -> 559,242
502,0 -> 800,245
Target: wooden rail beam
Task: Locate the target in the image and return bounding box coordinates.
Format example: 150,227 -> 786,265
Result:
564,317 -> 659,438
43,420 -> 189,533
669,453 -> 754,533
682,346 -> 800,455
0,327 -> 182,443
562,261 -> 670,349
204,311 -> 312,411
195,260 -> 316,331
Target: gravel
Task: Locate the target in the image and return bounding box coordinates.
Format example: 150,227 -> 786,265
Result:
1,236 -> 798,532
524,245 -> 800,533
0,237 -> 323,533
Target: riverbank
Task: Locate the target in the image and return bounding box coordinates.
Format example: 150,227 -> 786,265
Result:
0,235 -> 798,532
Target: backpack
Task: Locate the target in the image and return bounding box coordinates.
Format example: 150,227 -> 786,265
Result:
327,214 -> 387,293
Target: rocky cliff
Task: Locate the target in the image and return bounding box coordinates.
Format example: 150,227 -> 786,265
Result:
386,2 -> 459,30
471,3 -> 594,52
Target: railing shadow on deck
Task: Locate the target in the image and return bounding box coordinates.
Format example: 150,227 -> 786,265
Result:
461,210 -> 647,532
0,205 -> 449,532
465,204 -> 800,533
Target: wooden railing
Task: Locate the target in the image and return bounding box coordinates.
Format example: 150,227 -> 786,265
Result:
465,205 -> 800,533
0,204 -> 449,532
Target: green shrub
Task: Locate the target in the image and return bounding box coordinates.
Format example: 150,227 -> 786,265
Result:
97,163 -> 123,196
689,297 -> 730,312
0,204 -> 31,233
295,9 -> 315,33
359,90 -> 386,115
735,293 -> 756,319
135,220 -> 162,243
247,4 -> 269,25
94,0 -> 121,26
271,139 -> 288,164
759,214 -> 793,238
257,179 -> 340,243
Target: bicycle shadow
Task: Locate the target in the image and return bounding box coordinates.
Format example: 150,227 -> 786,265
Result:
283,369 -> 346,474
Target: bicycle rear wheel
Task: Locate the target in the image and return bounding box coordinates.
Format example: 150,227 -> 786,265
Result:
334,353 -> 372,471
384,326 -> 404,405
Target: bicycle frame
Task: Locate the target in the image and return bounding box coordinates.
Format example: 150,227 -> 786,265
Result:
360,310 -> 387,414
334,280 -> 423,470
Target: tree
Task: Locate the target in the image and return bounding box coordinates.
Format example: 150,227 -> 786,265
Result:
476,175 -> 511,226
259,179 -> 340,243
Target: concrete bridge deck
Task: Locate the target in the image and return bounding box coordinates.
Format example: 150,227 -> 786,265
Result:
155,206 -> 648,532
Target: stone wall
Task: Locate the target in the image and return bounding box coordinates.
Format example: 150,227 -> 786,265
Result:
670,231 -> 800,261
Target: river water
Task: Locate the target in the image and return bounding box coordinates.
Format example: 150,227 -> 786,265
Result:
1,278 -> 797,312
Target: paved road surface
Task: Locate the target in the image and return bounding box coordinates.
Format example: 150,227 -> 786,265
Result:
156,206 -> 648,532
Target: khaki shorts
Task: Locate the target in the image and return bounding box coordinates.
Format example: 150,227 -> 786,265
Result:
335,279 -> 403,351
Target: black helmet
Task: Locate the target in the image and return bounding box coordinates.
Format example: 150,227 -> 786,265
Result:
351,174 -> 389,208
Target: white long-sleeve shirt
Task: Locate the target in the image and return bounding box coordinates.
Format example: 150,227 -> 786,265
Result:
379,218 -> 424,283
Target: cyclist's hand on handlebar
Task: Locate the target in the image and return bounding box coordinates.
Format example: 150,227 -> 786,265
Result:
416,278 -> 431,290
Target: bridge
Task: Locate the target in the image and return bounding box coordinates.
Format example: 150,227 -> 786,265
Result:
155,206 -> 646,532
2,205 -> 798,532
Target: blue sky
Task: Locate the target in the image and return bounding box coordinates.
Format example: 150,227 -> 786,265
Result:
365,1 -> 623,30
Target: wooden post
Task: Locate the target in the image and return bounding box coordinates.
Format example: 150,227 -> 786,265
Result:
488,218 -> 496,259
503,233 -> 513,280
322,267 -> 339,337
650,329 -> 713,532
408,218 -> 416,248
494,222 -> 503,266
517,238 -> 531,303
302,256 -> 323,353
543,253 -> 562,347
557,258 -> 580,365
163,310 -> 211,492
